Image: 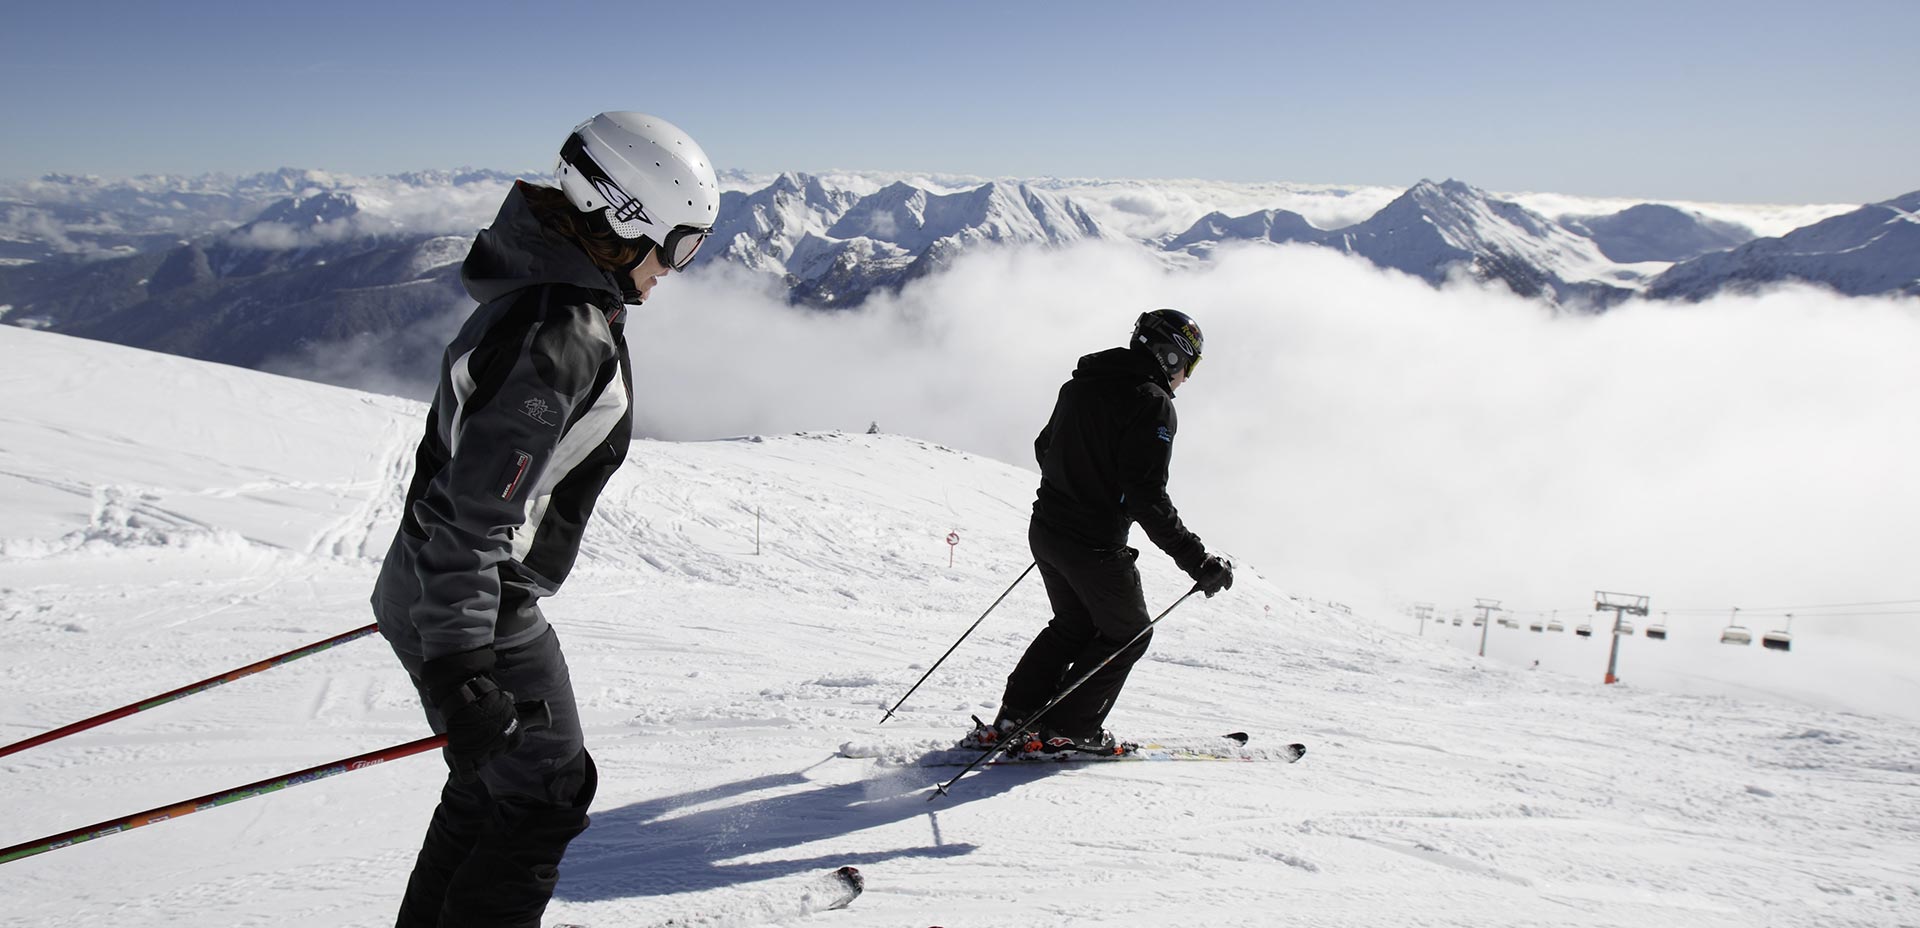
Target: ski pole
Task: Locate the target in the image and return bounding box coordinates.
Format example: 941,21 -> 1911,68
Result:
879,562 -> 1035,724
0,701 -> 550,866
930,584 -> 1204,799
0,623 -> 380,759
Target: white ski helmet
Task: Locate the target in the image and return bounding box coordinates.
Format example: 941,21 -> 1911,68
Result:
555,111 -> 719,270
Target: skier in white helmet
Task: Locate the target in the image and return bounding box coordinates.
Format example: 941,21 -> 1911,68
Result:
371,112 -> 718,928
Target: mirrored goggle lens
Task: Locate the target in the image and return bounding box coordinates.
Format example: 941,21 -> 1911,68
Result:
665,227 -> 709,271
1184,354 -> 1202,377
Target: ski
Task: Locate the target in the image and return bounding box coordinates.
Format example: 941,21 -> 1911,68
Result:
551,865 -> 862,928
840,733 -> 1305,767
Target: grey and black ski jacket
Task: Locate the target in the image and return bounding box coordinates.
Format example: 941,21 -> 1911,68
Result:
374,182 -> 633,662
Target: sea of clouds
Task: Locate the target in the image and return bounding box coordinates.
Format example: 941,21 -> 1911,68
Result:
614,240 -> 1918,647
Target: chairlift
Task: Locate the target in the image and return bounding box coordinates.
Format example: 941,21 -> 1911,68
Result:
1762,614 -> 1794,652
1529,620 -> 1544,633
1452,617 -> 1462,626
1547,620 -> 1564,632
1498,617 -> 1518,629
1575,624 -> 1593,637
1615,621 -> 1635,636
1720,606 -> 1752,646
1472,617 -> 1484,627
1645,625 -> 1667,640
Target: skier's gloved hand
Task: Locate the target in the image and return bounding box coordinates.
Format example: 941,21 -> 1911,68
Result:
1192,555 -> 1234,598
421,649 -> 523,783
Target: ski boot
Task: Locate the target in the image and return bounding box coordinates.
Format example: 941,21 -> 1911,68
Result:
958,710 -> 1032,750
1035,728 -> 1134,756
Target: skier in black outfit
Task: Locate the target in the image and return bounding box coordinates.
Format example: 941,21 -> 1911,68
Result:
370,112 -> 717,928
972,309 -> 1234,755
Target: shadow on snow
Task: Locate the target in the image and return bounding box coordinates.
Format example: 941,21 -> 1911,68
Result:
556,753 -> 1055,902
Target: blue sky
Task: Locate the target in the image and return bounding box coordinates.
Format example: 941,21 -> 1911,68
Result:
2,0 -> 1913,203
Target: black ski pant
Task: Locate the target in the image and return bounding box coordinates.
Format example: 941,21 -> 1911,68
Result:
1000,518 -> 1153,737
382,626 -> 596,928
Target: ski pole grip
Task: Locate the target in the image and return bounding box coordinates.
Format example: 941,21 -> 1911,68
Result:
514,700 -> 553,734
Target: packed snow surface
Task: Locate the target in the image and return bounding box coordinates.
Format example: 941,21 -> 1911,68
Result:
1,326 -> 1916,927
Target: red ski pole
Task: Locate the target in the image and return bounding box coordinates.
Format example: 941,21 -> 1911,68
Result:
0,623 -> 380,759
0,734 -> 442,865
0,702 -> 550,866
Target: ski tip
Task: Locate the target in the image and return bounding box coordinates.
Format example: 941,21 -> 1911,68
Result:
1287,742 -> 1307,762
1222,731 -> 1250,744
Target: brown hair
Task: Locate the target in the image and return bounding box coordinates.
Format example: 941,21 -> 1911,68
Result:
519,182 -> 647,273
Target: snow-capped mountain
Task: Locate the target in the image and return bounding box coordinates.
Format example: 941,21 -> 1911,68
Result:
826,180 -> 1103,252
1165,179 -> 1653,306
1648,190 -> 1920,300
709,172 -> 862,276
1161,208 -> 1320,256
2,167 -> 1912,400
0,167 -> 518,264
714,177 -> 1112,307
0,184 -> 470,393
249,189 -> 361,228
1559,203 -> 1753,263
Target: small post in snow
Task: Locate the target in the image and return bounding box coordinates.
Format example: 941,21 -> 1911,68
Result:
946,531 -> 959,567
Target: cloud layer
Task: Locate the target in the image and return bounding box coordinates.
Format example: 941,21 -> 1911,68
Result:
630,241 -> 1920,633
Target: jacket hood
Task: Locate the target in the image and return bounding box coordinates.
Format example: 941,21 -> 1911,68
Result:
1074,345 -> 1174,395
461,182 -> 626,306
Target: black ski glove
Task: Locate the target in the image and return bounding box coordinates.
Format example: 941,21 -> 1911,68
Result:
421,649 -> 523,783
1191,555 -> 1234,598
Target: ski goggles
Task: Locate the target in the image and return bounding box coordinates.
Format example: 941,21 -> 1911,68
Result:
1172,323 -> 1203,377
655,223 -> 710,272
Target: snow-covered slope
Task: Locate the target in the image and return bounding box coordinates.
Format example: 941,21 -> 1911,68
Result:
2,327 -> 1917,927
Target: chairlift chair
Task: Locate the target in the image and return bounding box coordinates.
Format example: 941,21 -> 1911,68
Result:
1645,624 -> 1668,640
1547,620 -> 1564,632
1762,614 -> 1794,652
1720,606 -> 1751,646
1529,620 -> 1544,632
1575,624 -> 1593,637
1615,621 -> 1635,636
1452,617 -> 1462,626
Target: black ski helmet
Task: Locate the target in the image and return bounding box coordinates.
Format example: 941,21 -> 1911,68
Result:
1132,308 -> 1204,378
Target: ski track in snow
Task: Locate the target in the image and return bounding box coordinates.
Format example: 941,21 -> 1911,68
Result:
2,326 -> 1919,927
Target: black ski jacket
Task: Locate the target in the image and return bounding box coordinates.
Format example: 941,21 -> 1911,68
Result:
1032,346 -> 1207,573
373,182 -> 634,661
